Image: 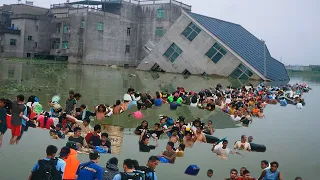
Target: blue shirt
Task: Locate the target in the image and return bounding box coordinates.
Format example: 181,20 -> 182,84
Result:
147,171 -> 157,180
169,102 -> 180,110
21,105 -> 27,126
31,158 -> 66,177
0,108 -> 6,125
76,161 -> 104,180
154,99 -> 162,106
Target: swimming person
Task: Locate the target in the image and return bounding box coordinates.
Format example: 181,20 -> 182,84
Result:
158,141 -> 176,164
258,161 -> 283,180
183,130 -> 197,148
139,129 -> 158,152
234,135 -> 251,151
211,140 -> 243,159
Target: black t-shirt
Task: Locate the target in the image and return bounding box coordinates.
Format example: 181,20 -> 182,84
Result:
135,125 -> 148,135
149,130 -> 163,139
68,136 -> 85,145
89,134 -> 101,147
139,141 -> 155,152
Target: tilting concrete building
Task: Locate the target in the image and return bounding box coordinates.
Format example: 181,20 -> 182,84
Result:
137,11 -> 290,81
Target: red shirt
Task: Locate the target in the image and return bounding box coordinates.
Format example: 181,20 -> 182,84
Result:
37,115 -> 54,129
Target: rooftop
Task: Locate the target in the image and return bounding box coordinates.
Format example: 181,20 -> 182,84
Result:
187,12 -> 289,81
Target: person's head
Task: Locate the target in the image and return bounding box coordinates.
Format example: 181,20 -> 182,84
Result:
184,131 -> 192,140
147,156 -> 160,170
241,135 -> 247,142
295,177 -> 302,180
260,160 -> 269,169
156,94 -> 161,99
94,124 -> 101,133
83,118 -> 91,126
46,145 -> 58,157
101,133 -> 108,141
172,131 -> 178,137
154,123 -> 160,130
127,88 -> 135,94
248,136 -> 253,143
207,120 -> 212,126
89,151 -> 100,162
193,119 -> 201,127
107,157 -> 118,167
116,100 -> 121,106
123,159 -> 134,171
98,104 -> 106,112
74,127 -> 82,137
141,120 -> 148,128
69,90 -> 75,98
131,159 -> 140,170
270,161 -> 279,172
142,133 -> 151,144
178,143 -> 185,151
207,169 -> 213,177
74,93 -> 82,101
230,169 -> 238,179
0,98 -> 6,108
166,141 -> 174,151
80,104 -> 86,111
242,170 -> 251,179
222,140 -> 228,149
55,123 -> 63,131
17,94 -> 24,102
240,167 -> 247,176
59,146 -> 71,159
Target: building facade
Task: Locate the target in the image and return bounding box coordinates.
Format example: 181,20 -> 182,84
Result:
137,11 -> 289,81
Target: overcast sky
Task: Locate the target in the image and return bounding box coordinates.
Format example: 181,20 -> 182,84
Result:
2,0 -> 319,65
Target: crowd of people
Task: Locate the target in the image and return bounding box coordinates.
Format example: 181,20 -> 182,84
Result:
0,82 -> 308,179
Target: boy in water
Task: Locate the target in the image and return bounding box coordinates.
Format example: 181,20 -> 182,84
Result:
0,98 -> 7,148
65,91 -> 76,115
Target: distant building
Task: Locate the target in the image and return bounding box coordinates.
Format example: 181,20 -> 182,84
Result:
286,65 -> 311,71
0,0 -> 191,66
137,11 -> 290,81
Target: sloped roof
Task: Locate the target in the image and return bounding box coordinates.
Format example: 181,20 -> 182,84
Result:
187,12 -> 289,81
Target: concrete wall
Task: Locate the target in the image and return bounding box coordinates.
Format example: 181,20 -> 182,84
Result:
137,13 -> 260,79
2,33 -> 22,57
11,4 -> 49,16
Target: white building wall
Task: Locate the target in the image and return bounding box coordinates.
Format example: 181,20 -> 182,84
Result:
137,13 -> 261,80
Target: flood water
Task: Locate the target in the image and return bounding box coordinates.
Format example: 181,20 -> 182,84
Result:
0,60 -> 319,179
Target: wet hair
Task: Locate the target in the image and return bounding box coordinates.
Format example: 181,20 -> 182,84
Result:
222,140 -> 228,143
123,159 -> 134,169
69,90 -> 75,95
261,160 -> 269,166
74,93 -> 81,98
207,169 -> 213,173
80,104 -> 86,109
295,177 -> 302,180
243,170 -> 250,175
270,161 -> 279,168
101,133 -> 108,138
156,94 -> 161,99
46,145 -> 58,156
89,151 -> 100,160
115,100 -> 121,106
141,120 -> 148,128
179,143 -> 185,151
83,118 -> 91,124
74,127 -> 81,132
230,168 -> 238,174
148,156 -> 160,162
127,88 -> 135,93
131,159 -> 140,169
94,124 -> 101,131
241,135 -> 246,139
167,141 -> 174,149
97,104 -> 106,112
154,123 -> 160,128
184,131 -> 192,136
17,94 -> 24,102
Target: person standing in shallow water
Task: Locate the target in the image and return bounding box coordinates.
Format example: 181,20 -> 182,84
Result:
258,161 -> 283,180
65,91 -> 76,115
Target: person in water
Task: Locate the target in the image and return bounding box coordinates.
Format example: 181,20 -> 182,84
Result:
176,143 -> 185,157
68,127 -> 88,149
203,120 -> 214,135
195,126 -> 207,143
258,161 -> 283,180
0,98 -> 7,148
212,140 -> 243,159
65,91 -> 76,115
76,104 -> 96,121
234,135 -> 251,151
95,104 -> 107,120
148,123 -> 163,139
139,129 -> 158,152
225,169 -> 238,180
100,133 -> 111,154
86,124 -> 102,149
128,103 -> 144,119
134,120 -> 149,135
207,169 -> 213,178
158,141 -> 176,164
183,130 -> 197,148
112,100 -> 123,115
236,170 -> 254,180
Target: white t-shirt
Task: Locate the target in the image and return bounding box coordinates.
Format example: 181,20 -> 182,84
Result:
225,98 -> 232,104
213,147 -> 234,158
234,141 -> 251,151
230,115 -> 241,121
296,103 -> 303,109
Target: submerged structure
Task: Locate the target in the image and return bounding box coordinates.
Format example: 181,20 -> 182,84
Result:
137,11 -> 290,81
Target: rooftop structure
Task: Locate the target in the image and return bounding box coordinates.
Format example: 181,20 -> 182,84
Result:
137,10 -> 289,82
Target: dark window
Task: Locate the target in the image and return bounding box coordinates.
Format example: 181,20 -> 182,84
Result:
230,64 -> 254,80
182,69 -> 191,75
27,53 -> 31,58
12,24 -> 14,28
182,23 -> 202,41
163,43 -> 183,63
127,28 -> 131,36
151,63 -> 165,72
34,42 -> 37,48
125,45 -> 130,53
205,42 -> 227,63
36,26 -> 38,31
28,36 -> 32,41
10,39 -> 16,46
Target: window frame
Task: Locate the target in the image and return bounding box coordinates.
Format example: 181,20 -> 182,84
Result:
163,43 -> 183,63
156,27 -> 164,37
63,24 -> 69,33
34,42 -> 37,48
125,45 -> 130,53
97,22 -> 103,31
230,64 -> 254,80
182,22 -> 202,41
81,20 -> 86,29
27,36 -> 32,41
157,9 -> 165,19
62,41 -> 69,49
127,27 -> 131,36
205,42 -> 227,63
10,39 -> 16,46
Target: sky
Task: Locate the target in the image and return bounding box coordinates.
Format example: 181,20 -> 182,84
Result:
2,0 -> 319,65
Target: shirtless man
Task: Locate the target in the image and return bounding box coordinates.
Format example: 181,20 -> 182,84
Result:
196,127 -> 207,143
169,131 -> 179,144
183,130 -> 197,148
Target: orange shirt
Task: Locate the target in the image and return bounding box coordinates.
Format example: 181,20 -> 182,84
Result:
252,108 -> 259,115
63,149 -> 80,180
